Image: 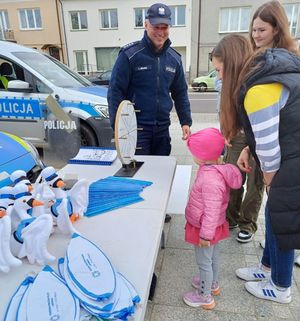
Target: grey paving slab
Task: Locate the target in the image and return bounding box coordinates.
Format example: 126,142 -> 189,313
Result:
151,305 -> 219,321
166,214 -> 192,250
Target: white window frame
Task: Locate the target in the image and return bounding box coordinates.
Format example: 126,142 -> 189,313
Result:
134,7 -> 147,28
99,9 -> 118,29
74,50 -> 89,74
69,11 -> 88,30
283,3 -> 300,38
170,5 -> 186,27
219,7 -> 251,33
0,10 -> 10,30
18,8 -> 42,30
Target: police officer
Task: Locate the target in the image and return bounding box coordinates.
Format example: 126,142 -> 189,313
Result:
108,2 -> 192,157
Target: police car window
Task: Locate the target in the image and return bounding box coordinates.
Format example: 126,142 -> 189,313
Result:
23,70 -> 52,94
0,59 -> 17,90
13,52 -> 91,88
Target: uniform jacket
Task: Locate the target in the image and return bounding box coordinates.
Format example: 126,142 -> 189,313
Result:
238,48 -> 300,250
185,164 -> 242,241
107,31 -> 192,129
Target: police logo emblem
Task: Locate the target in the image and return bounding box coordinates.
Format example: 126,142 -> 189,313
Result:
158,7 -> 165,16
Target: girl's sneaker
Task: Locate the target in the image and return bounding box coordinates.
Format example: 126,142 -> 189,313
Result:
183,290 -> 215,309
191,276 -> 221,295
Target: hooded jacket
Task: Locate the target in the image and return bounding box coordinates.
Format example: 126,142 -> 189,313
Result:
238,48 -> 300,250
108,31 -> 192,129
185,164 -> 242,241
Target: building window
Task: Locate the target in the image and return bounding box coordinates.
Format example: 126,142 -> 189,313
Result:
49,47 -> 60,61
70,11 -> 88,30
0,10 -> 10,30
0,10 -> 10,40
134,8 -> 147,27
19,8 -> 42,30
219,7 -> 251,33
283,3 -> 300,38
170,5 -> 186,26
75,50 -> 89,74
95,47 -> 119,72
100,9 -> 118,29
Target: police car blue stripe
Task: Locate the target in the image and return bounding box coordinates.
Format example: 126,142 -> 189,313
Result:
0,98 -> 42,118
59,101 -> 99,116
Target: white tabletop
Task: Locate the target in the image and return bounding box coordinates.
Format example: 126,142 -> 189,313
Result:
0,155 -> 176,321
60,155 -> 177,211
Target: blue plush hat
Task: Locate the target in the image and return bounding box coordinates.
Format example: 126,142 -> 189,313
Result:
146,3 -> 172,25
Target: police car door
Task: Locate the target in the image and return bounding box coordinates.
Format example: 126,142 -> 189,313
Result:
0,58 -> 48,147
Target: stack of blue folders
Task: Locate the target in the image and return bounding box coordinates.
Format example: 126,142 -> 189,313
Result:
85,176 -> 153,217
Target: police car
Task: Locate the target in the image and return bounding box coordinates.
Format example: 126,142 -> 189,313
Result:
0,131 -> 44,188
0,41 -> 113,148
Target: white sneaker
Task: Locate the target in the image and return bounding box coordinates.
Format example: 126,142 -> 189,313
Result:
245,279 -> 291,304
235,264 -> 271,281
295,255 -> 300,267
260,239 -> 265,249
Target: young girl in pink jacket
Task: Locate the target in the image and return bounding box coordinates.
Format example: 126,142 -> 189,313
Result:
183,128 -> 242,309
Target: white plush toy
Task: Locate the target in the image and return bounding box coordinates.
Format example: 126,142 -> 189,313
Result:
10,183 -> 55,265
40,166 -> 89,222
0,186 -> 15,217
10,170 -> 33,192
0,197 -> 22,273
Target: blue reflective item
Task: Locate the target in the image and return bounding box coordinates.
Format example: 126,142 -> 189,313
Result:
62,256 -> 116,312
26,266 -> 80,321
84,176 -> 152,217
4,276 -> 34,321
66,234 -> 116,301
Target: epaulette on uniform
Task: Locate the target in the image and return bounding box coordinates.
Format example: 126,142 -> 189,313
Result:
168,47 -> 182,64
122,41 -> 144,60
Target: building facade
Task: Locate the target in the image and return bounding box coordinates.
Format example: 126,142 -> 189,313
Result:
0,0 -> 67,63
191,0 -> 300,80
1,1 -> 298,84
61,0 -> 192,75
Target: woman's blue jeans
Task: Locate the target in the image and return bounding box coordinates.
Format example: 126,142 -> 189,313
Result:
261,206 -> 294,288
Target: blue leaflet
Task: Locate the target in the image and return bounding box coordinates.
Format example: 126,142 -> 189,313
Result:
85,196 -> 143,217
85,176 -> 152,217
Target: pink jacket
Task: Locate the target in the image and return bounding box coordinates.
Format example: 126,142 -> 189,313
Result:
185,164 -> 242,241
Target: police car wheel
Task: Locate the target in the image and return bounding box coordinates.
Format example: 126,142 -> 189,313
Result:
80,122 -> 97,146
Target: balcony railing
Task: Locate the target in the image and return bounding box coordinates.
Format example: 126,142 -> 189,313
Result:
3,29 -> 15,41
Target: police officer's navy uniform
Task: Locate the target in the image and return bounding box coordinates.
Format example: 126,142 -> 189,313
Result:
108,31 -> 192,156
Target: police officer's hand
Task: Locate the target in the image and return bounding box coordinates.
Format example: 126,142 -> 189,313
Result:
181,125 -> 191,140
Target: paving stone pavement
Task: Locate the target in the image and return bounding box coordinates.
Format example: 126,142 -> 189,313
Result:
144,112 -> 300,321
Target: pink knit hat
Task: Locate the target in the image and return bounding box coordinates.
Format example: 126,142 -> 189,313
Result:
187,128 -> 225,161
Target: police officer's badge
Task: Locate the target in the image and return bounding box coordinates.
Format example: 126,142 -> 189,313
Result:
158,7 -> 165,16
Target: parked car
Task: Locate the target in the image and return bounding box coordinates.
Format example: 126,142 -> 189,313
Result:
0,131 -> 45,188
87,70 -> 112,86
191,69 -> 217,92
0,41 -> 113,149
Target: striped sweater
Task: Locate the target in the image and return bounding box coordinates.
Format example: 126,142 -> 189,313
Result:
244,83 -> 289,173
